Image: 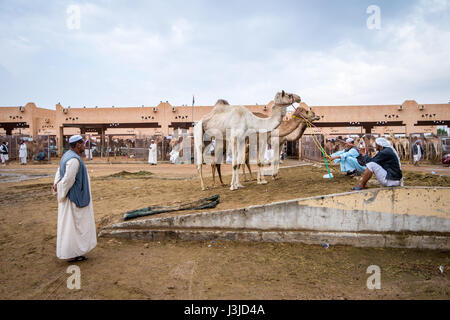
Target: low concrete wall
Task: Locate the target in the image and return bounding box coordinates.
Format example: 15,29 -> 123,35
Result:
99,187 -> 450,249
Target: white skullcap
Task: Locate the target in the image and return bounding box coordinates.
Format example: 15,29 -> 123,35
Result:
375,137 -> 391,148
345,138 -> 354,143
69,135 -> 83,144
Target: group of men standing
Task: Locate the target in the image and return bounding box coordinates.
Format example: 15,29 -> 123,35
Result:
1,140 -> 28,166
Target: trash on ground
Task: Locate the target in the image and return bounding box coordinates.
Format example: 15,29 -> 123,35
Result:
123,194 -> 220,220
321,242 -> 330,249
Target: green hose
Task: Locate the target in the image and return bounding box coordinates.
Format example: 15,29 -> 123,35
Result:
320,147 -> 332,179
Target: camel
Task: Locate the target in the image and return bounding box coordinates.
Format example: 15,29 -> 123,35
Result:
213,106 -> 318,185
194,90 -> 301,191
251,106 -> 319,179
169,135 -> 184,163
423,135 -> 442,161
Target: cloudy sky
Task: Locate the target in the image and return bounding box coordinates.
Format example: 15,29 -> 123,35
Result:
0,0 -> 449,109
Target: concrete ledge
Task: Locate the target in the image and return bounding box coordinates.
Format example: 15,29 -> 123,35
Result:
99,187 -> 450,249
98,228 -> 450,250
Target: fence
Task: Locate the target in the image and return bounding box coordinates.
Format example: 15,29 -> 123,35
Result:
301,134 -> 325,161
72,132 -> 194,162
0,135 -> 56,162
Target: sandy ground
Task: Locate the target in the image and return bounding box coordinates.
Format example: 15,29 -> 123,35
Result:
0,159 -> 449,300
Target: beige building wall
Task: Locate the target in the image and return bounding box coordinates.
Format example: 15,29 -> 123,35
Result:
1,99 -> 448,155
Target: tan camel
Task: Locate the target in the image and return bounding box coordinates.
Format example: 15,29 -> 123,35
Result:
270,107 -> 320,178
169,135 -> 184,161
423,135 -> 442,161
194,90 -> 301,191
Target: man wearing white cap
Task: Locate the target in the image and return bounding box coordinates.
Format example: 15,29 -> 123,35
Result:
19,140 -> 27,165
352,137 -> 403,190
148,139 -> 157,165
412,140 -> 423,166
329,138 -> 366,176
52,135 -> 97,262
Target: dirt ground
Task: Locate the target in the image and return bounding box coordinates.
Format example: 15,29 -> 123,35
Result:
0,159 -> 449,300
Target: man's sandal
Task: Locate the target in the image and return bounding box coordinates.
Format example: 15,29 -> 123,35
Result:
351,186 -> 364,191
68,256 -> 87,262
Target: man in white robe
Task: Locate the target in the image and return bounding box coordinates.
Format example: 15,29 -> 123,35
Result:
148,140 -> 157,165
169,147 -> 179,164
264,145 -> 274,165
53,135 -> 97,262
412,140 -> 423,166
19,141 -> 27,165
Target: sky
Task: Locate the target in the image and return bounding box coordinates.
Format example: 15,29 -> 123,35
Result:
0,0 -> 450,109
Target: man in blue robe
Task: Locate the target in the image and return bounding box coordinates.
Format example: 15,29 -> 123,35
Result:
330,138 -> 366,176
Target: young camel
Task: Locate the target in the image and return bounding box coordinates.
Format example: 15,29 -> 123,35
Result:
194,90 -> 301,191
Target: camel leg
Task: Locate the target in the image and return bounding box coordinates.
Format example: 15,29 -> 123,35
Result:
257,139 -> 268,185
216,164 -> 226,186
271,142 -> 281,180
241,164 -> 247,182
197,164 -> 206,191
230,135 -> 237,190
236,136 -> 245,189
256,139 -> 262,184
246,161 -> 254,181
211,163 -> 216,187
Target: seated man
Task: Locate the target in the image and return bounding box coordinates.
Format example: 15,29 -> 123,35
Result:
329,138 -> 366,176
34,151 -> 46,161
352,137 -> 403,190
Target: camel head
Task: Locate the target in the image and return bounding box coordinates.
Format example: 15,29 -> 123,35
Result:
292,107 -> 320,122
215,99 -> 230,106
274,90 -> 301,106
169,136 -> 183,148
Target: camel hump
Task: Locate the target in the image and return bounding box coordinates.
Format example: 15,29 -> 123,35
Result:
215,99 -> 229,105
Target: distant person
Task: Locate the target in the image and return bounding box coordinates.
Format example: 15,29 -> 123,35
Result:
264,144 -> 274,165
329,138 -> 366,176
35,151 -> 46,161
148,140 -> 157,165
412,140 -> 424,166
84,139 -> 93,160
352,137 -> 403,190
52,135 -> 97,262
19,140 -> 27,165
0,141 -> 8,166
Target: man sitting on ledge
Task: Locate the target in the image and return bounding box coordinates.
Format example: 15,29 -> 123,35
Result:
352,137 -> 403,190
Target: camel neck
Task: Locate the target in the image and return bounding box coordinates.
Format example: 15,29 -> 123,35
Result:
277,117 -> 302,137
258,104 -> 285,132
288,121 -> 308,141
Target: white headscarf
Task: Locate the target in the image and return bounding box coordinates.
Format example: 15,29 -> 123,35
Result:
375,137 -> 404,186
345,138 -> 354,143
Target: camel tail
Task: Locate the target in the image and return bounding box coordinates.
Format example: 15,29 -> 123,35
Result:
194,120 -> 204,166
